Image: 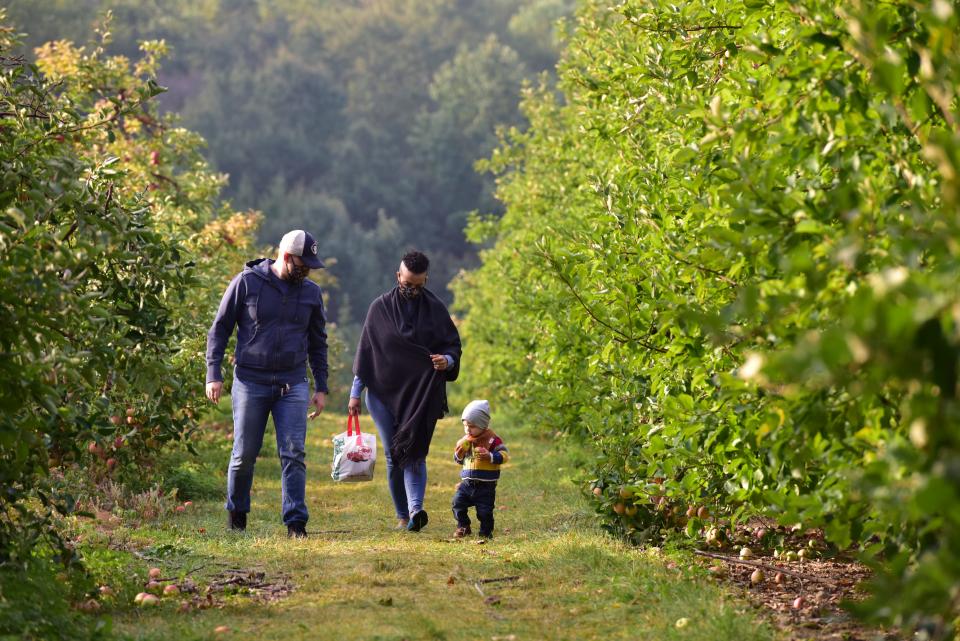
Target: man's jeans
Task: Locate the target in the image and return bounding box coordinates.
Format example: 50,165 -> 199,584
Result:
365,389 -> 427,520
452,479 -> 497,535
226,378 -> 309,525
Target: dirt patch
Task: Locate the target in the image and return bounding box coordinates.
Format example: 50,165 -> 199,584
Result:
697,551 -> 896,640
205,568 -> 295,602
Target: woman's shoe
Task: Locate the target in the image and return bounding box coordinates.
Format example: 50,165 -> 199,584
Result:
395,518 -> 410,530
407,510 -> 429,532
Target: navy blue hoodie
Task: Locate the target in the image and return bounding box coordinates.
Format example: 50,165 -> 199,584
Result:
206,258 -> 328,392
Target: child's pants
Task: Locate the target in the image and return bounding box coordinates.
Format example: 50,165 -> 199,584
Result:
452,479 -> 497,535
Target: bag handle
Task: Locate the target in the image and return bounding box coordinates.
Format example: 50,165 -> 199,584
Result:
347,414 -> 363,438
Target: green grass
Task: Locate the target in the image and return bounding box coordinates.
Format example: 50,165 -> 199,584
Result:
81,409 -> 775,641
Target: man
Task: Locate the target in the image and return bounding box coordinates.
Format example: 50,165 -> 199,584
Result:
348,251 -> 462,532
205,229 -> 328,538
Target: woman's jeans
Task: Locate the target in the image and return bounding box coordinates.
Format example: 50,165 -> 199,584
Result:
365,389 -> 427,520
226,377 -> 309,525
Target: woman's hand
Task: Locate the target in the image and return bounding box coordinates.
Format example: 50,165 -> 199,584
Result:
347,397 -> 361,416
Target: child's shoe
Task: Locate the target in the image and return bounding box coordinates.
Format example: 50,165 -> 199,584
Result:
454,525 -> 471,538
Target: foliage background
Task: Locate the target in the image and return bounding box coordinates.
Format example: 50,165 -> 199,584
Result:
4,0 -> 960,637
453,0 -> 960,633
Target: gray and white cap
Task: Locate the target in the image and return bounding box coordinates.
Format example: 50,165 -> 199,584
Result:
279,229 -> 324,269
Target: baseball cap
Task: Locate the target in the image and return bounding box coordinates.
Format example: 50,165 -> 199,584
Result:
279,230 -> 324,269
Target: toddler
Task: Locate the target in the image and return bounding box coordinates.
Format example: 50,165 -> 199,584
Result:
452,400 -> 509,538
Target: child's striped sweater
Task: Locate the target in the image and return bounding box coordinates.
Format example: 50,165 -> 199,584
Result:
453,430 -> 509,482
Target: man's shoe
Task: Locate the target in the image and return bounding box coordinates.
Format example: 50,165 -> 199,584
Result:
478,530 -> 493,539
407,510 -> 429,532
228,510 -> 247,532
287,521 -> 308,539
454,525 -> 471,538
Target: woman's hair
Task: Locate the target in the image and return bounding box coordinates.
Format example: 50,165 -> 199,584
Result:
401,250 -> 430,275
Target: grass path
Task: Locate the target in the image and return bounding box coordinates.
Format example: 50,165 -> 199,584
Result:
103,409 -> 776,641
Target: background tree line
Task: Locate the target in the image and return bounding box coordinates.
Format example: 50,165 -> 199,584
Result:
5,0 -> 573,329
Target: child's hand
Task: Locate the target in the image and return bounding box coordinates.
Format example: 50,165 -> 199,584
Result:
455,437 -> 470,458
474,446 -> 491,461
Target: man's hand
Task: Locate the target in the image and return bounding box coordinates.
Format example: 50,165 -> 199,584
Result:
347,397 -> 361,416
430,354 -> 448,371
206,381 -> 223,404
309,391 -> 326,419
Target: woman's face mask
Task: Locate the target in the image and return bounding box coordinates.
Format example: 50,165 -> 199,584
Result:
398,280 -> 423,299
396,265 -> 427,299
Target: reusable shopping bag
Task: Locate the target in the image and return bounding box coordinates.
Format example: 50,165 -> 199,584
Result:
331,414 -> 377,482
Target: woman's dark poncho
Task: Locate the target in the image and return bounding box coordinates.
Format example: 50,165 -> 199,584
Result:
353,287 -> 462,468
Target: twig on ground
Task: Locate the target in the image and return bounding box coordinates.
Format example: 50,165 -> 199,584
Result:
477,575 -> 521,585
693,549 -> 831,585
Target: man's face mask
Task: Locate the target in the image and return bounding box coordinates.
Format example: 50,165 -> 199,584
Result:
286,259 -> 309,285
